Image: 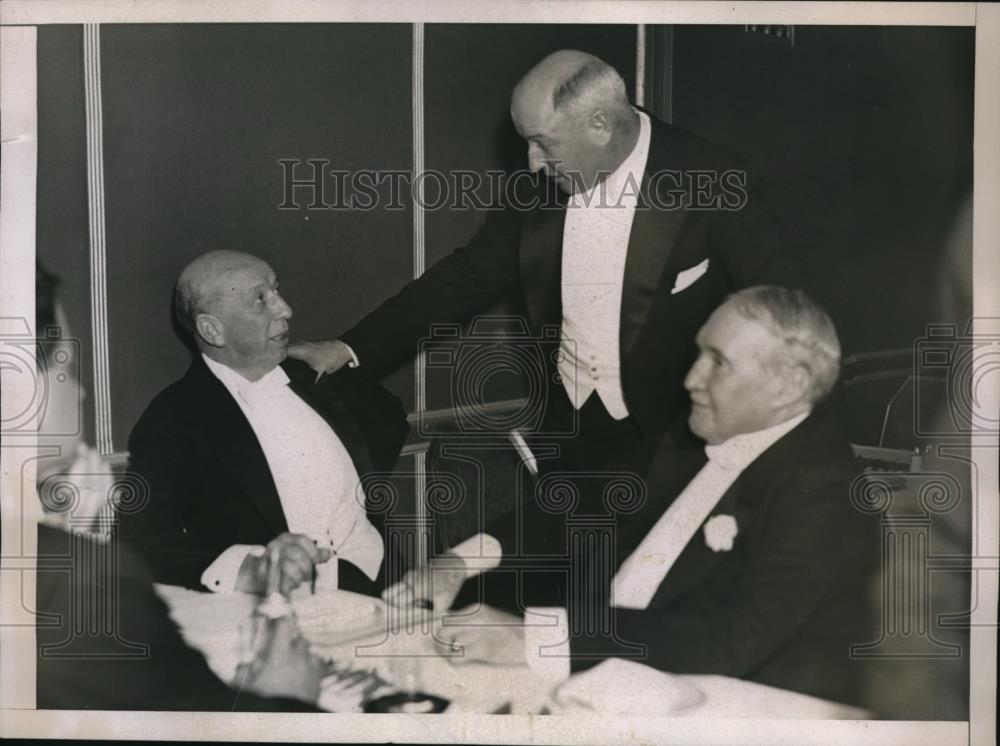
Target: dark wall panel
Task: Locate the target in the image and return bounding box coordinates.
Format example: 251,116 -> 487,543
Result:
98,24 -> 414,447
423,24 -> 637,411
671,24 -> 973,449
37,26 -> 94,442
671,25 -> 973,353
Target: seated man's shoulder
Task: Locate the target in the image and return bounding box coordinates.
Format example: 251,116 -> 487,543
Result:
130,364 -> 207,438
763,409 -> 858,499
760,408 -> 873,542
791,403 -> 857,473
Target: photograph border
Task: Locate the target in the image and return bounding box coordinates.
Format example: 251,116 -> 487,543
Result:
2,2 -> 996,744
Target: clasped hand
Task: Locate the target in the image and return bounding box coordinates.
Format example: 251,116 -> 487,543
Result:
237,532 -> 333,596
236,535 -> 328,704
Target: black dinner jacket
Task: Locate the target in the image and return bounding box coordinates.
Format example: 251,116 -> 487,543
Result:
117,356 -> 409,590
342,114 -> 790,439
569,401 -> 880,708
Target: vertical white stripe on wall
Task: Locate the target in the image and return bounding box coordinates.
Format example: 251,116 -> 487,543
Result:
411,23 -> 428,563
0,24 -> 39,710
635,24 -> 646,107
83,24 -> 113,454
413,22 -> 426,404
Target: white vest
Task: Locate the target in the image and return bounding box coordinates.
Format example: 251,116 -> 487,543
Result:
558,111 -> 652,420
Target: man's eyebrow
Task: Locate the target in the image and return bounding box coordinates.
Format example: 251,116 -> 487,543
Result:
703,343 -> 728,362
247,274 -> 279,292
244,282 -> 269,296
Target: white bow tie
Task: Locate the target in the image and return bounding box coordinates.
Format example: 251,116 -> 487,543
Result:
704,436 -> 759,472
234,366 -> 290,407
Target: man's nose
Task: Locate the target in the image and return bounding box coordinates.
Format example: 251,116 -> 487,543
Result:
272,295 -> 293,320
684,357 -> 706,392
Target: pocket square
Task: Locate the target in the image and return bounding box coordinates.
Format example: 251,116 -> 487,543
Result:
671,258 -> 709,295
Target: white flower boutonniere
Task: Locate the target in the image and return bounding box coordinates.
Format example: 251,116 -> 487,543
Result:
703,514 -> 739,552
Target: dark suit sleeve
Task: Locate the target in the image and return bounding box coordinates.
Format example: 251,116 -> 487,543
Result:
320,367 -> 410,473
570,468 -> 862,677
710,169 -> 797,288
341,203 -> 521,377
117,406 -> 222,590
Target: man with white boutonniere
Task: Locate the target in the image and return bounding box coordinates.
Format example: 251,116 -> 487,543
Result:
446,287 -> 879,711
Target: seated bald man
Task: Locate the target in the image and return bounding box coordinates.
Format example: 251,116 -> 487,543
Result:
446,287 -> 878,708
118,250 -> 410,596
34,261 -> 325,711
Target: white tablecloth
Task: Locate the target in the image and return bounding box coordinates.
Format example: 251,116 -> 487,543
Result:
155,584 -> 870,719
552,658 -> 869,719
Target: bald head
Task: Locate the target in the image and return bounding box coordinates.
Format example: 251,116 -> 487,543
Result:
513,50 -> 632,124
511,50 -> 639,193
175,250 -> 264,338
175,250 -> 293,380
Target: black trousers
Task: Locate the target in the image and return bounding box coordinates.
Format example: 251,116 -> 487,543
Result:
535,388 -> 656,506
460,390 -> 658,612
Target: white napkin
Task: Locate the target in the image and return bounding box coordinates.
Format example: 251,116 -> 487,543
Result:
550,658 -> 705,714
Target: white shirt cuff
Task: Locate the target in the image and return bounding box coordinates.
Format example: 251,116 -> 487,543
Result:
342,342 -> 360,368
447,532 -> 502,578
200,544 -> 264,592
523,607 -> 571,682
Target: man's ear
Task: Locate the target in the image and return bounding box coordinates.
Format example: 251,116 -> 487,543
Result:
586,109 -> 613,147
776,363 -> 811,406
195,313 -> 225,349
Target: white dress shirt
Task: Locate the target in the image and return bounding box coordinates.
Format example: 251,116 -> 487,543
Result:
558,110 -> 652,420
609,411 -> 810,610
199,354 -> 384,593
